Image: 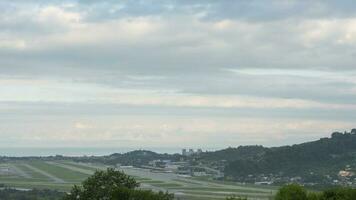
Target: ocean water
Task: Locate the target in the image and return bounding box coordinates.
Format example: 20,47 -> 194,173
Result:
0,147 -> 184,157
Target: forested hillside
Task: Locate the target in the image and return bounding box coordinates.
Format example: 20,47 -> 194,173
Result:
221,129 -> 356,183
70,129 -> 356,185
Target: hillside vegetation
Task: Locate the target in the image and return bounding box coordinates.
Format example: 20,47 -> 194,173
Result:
222,129 -> 356,181
70,129 -> 356,186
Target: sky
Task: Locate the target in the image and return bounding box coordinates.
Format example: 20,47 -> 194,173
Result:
1,0 -> 356,149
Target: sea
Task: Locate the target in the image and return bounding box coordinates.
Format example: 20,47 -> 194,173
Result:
0,147 -> 186,157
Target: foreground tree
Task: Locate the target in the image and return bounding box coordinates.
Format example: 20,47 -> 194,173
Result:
111,188 -> 173,200
321,187 -> 356,200
63,168 -> 173,200
274,185 -> 356,200
275,184 -> 308,200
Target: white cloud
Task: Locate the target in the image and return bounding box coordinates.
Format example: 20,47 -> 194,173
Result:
37,6 -> 82,26
0,115 -> 353,148
229,68 -> 356,84
74,122 -> 93,129
1,77 -> 355,110
0,39 -> 26,50
300,18 -> 356,47
0,1 -> 356,148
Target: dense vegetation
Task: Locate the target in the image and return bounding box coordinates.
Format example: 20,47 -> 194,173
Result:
63,168 -> 174,200
274,184 -> 356,200
226,184 -> 356,200
62,169 -> 356,200
69,129 -> 356,184
64,150 -> 183,167
219,129 -> 356,181
62,167 -> 356,200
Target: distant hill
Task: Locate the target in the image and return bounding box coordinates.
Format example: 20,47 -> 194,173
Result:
70,129 -> 356,185
102,129 -> 356,183
103,150 -> 182,166
199,145 -> 267,162
218,129 -> 356,181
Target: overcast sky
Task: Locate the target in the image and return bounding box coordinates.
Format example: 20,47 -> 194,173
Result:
1,0 -> 356,149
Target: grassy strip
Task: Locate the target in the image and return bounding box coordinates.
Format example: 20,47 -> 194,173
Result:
59,161 -> 102,171
132,176 -> 152,181
28,161 -> 88,182
49,162 -> 95,175
172,179 -> 200,185
0,177 -> 53,183
182,190 -> 272,198
0,181 -> 74,191
169,187 -> 270,194
150,183 -> 182,187
14,164 -> 51,181
139,180 -> 165,184
177,196 -> 224,200
191,177 -> 278,190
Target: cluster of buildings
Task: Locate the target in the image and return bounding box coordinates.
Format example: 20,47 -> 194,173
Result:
335,165 -> 356,186
144,154 -> 224,179
147,159 -> 185,172
181,148 -> 203,156
0,166 -> 10,175
231,164 -> 356,187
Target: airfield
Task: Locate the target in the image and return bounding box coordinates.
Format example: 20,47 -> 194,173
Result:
0,160 -> 276,200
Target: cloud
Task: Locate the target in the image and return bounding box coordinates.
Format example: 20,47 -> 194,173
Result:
0,114 -> 354,148
74,122 -> 93,129
0,0 -> 356,148
71,0 -> 356,22
1,77 -> 355,110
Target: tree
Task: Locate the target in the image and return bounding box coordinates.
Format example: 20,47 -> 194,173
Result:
64,168 -> 173,200
307,193 -> 322,200
111,188 -> 173,200
321,187 -> 356,200
275,184 -> 308,200
331,132 -> 343,138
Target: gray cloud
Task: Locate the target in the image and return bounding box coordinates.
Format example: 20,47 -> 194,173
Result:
71,0 -> 356,22
0,0 -> 356,148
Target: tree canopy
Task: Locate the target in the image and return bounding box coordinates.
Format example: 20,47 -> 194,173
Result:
63,168 -> 173,200
273,185 -> 356,200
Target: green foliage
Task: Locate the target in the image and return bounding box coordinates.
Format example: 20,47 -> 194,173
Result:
200,146 -> 267,162
62,129 -> 356,185
64,168 -> 173,200
225,130 -> 356,180
275,184 -> 308,200
64,168 -> 138,200
320,187 -> 356,200
111,188 -> 174,200
274,185 -> 356,200
73,150 -> 183,166
307,193 -> 322,200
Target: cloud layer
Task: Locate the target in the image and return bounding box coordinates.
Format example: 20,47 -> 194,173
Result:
0,0 -> 356,149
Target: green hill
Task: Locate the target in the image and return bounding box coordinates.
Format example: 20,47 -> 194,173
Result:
220,129 -> 356,184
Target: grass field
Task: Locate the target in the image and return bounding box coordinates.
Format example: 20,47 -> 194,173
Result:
28,161 -> 88,182
0,160 -> 276,200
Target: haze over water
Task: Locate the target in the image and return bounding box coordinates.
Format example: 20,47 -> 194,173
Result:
0,147 -> 186,157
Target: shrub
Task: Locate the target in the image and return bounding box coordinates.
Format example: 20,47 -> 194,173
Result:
275,184 -> 308,200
